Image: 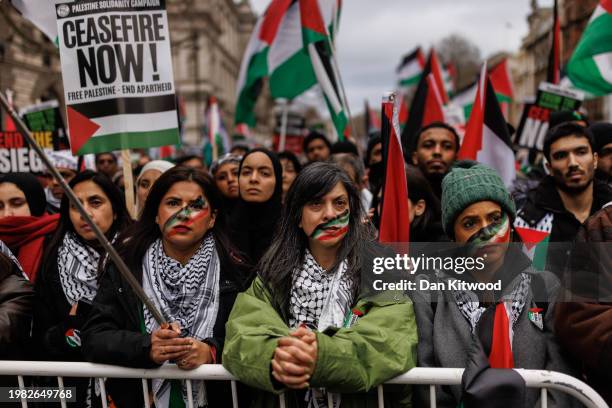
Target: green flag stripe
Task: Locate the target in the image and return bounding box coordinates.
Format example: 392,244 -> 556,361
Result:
235,47 -> 270,125
76,128 -> 179,155
269,50 -> 317,99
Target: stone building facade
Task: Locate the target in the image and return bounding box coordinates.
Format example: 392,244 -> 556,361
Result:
511,0 -> 610,124
0,0 -> 272,146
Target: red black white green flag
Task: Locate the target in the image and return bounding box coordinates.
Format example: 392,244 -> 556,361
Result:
400,62 -> 446,161
299,0 -> 349,140
379,93 -> 409,244
397,47 -> 426,88
364,99 -> 380,135
566,0 -> 612,96
458,64 -> 516,188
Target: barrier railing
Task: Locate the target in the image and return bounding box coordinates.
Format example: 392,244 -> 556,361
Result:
0,361 -> 608,408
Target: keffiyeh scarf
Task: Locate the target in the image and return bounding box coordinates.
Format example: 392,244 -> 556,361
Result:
142,234 -> 220,408
57,232 -> 102,304
289,250 -> 353,408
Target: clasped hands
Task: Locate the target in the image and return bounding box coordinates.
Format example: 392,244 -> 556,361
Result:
149,322 -> 213,370
271,326 -> 318,389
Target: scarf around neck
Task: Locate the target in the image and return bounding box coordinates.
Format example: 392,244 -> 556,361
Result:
58,232 -> 103,305
0,214 -> 59,282
142,233 -> 220,407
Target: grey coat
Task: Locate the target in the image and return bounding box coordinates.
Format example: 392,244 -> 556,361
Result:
409,257 -> 582,408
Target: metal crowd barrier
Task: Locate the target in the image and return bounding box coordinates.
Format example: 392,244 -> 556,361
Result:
0,361 -> 608,408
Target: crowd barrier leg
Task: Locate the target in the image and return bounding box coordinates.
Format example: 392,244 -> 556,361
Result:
429,384 -> 437,408
97,378 -> 108,408
17,375 -> 26,408
230,380 -> 239,408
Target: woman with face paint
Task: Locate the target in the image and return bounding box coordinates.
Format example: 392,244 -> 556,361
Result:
82,167 -> 249,408
229,148 -> 283,266
31,171 -> 131,407
410,161 -> 578,408
223,162 -> 418,408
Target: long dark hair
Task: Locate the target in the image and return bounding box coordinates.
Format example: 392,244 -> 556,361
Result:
43,170 -> 132,267
259,162 -> 375,311
115,167 -> 240,281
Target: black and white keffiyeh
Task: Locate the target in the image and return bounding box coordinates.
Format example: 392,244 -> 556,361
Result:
0,239 -> 26,279
449,272 -> 531,340
57,232 -> 102,304
142,233 -> 220,408
289,250 -> 353,408
289,250 -> 352,331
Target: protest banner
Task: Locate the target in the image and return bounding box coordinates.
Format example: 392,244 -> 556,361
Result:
19,100 -> 69,150
515,82 -> 584,151
54,0 -> 180,156
0,129 -> 52,173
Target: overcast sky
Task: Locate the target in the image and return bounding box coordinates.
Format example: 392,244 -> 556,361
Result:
248,0 -> 553,115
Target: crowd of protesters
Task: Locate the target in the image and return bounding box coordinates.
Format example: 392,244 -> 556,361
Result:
0,111 -> 611,407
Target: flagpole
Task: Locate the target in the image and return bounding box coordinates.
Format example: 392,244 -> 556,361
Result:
0,91 -> 166,326
278,99 -> 289,152
326,37 -> 356,141
121,149 -> 136,219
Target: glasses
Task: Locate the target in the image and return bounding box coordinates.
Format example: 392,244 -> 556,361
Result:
97,159 -> 115,165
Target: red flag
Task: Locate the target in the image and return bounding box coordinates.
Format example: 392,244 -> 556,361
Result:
3,91 -> 16,132
379,93 -> 410,244
489,59 -> 514,101
429,48 -> 449,104
459,63 -> 516,187
488,303 -> 514,368
423,74 -> 445,126
547,0 -> 561,84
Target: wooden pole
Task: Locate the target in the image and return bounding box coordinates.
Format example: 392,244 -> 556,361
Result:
121,149 -> 136,219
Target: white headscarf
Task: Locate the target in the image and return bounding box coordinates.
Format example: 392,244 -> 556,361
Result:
135,160 -> 175,214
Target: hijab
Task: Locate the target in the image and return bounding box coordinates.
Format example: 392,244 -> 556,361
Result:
0,172 -> 46,216
229,148 -> 283,265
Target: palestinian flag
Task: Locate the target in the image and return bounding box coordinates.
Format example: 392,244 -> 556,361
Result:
299,0 -> 349,140
401,69 -> 446,159
514,213 -> 553,271
10,0 -> 58,45
547,0 -> 561,85
203,96 -> 229,164
364,99 -> 380,135
397,47 -> 426,88
452,59 -> 514,120
458,64 -> 516,188
379,93 -> 410,244
235,0 -> 293,127
428,48 -> 450,104
66,94 -> 180,156
566,0 -> 612,96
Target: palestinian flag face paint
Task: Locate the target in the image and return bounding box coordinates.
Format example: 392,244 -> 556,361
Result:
467,212 -> 511,246
164,196 -> 211,237
310,209 -> 350,242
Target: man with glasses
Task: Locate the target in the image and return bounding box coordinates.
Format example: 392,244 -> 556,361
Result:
95,152 -> 118,179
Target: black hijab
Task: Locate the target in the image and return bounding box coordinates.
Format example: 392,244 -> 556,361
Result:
0,172 -> 46,216
229,148 -> 283,266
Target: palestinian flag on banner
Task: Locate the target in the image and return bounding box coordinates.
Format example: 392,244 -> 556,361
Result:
235,0 -> 293,127
379,93 -> 410,244
400,69 -> 446,159
66,93 -> 180,156
458,64 -> 516,188
364,99 -> 380,135
10,0 -> 58,45
566,0 -> 612,96
514,213 -> 553,271
547,0 -> 561,85
397,47 -> 426,88
299,0 -> 349,140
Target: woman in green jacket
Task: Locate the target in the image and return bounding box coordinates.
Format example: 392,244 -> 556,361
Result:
223,162 -> 418,408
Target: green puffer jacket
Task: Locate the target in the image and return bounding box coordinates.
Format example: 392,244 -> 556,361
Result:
222,276 -> 418,408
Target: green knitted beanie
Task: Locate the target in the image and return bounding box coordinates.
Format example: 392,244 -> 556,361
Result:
441,160 -> 516,237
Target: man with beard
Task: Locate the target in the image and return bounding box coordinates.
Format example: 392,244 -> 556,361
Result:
410,122 -> 460,199
515,123 -> 612,275
303,130 -> 332,163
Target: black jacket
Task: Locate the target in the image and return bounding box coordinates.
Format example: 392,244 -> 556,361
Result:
81,254 -> 244,407
0,267 -> 33,360
516,176 -> 612,274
